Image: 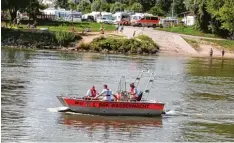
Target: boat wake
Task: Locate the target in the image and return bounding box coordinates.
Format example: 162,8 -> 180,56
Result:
47,107 -> 70,113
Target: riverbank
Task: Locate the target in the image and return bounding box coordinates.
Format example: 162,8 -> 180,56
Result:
122,26 -> 234,59
155,26 -> 218,38
1,28 -> 82,49
2,26 -> 233,58
1,27 -> 159,55
184,38 -> 234,59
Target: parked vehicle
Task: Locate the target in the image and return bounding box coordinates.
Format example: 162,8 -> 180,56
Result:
82,14 -> 95,22
113,12 -> 131,25
135,16 -> 159,28
96,13 -> 114,24
130,13 -> 144,26
159,17 -> 179,28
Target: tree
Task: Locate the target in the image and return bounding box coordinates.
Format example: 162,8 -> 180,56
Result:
2,0 -> 31,20
172,0 -> 186,17
110,2 -> 124,13
130,2 -> 143,12
156,0 -> 172,15
25,0 -> 46,20
55,0 -> 69,9
68,0 -> 78,10
77,0 -> 91,13
206,0 -> 234,36
149,6 -> 164,16
91,0 -> 107,11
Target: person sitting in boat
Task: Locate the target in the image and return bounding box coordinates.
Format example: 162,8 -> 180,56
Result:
84,85 -> 97,99
128,83 -> 139,100
95,84 -> 112,101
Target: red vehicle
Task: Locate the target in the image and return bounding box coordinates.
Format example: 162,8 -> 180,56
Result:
134,16 -> 160,28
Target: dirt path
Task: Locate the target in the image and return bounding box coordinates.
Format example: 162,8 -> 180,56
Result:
122,27 -> 234,58
122,27 -> 198,55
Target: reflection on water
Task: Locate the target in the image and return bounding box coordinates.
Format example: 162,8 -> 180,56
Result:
59,113 -> 162,141
1,48 -> 234,142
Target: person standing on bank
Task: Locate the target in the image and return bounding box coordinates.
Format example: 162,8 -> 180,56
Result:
222,49 -> 225,58
95,84 -> 112,101
133,31 -> 136,37
210,48 -> 213,57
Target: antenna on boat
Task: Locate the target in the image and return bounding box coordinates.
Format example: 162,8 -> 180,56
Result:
117,75 -> 126,93
144,72 -> 156,99
134,69 -> 148,88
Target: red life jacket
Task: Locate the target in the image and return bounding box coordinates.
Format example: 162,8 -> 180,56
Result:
129,87 -> 136,95
90,88 -> 96,97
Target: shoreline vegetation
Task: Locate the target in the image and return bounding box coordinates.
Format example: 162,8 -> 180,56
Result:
1,27 -> 159,55
1,20 -> 115,32
77,35 -> 159,54
184,38 -> 234,52
155,26 -> 218,38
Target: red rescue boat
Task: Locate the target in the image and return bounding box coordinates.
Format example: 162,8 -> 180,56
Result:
57,96 -> 164,117
57,70 -> 165,117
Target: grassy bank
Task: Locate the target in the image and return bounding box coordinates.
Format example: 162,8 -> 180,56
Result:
155,26 -> 216,38
202,39 -> 234,51
184,37 -> 234,52
184,38 -> 200,50
1,28 -> 82,49
77,35 -> 159,54
2,20 -> 115,32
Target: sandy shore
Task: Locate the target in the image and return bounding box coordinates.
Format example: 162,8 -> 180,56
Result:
67,27 -> 234,59
121,27 -> 234,59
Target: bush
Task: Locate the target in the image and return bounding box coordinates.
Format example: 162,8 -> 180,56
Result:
55,31 -> 81,46
89,35 -> 159,54
77,42 -> 90,51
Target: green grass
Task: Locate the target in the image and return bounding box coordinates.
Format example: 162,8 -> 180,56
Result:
202,39 -> 234,51
183,38 -> 200,50
155,26 -> 217,38
2,20 -> 115,32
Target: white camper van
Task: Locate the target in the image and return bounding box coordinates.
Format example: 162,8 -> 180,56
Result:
96,12 -> 114,24
113,12 -> 131,25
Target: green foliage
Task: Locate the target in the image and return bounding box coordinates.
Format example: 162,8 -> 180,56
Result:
91,0 -> 109,11
149,6 -> 165,16
77,42 -> 90,50
206,0 -> 234,34
202,39 -> 234,50
173,0 -> 186,17
68,0 -> 77,10
77,0 -> 91,13
55,31 -> 80,46
130,2 -> 143,12
156,26 -> 216,38
25,0 -> 42,20
156,0 -> 173,15
1,28 -> 81,48
55,0 -> 69,9
183,0 -> 233,37
89,35 -> 159,54
110,2 -> 124,13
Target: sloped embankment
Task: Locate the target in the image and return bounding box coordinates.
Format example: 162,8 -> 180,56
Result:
1,28 -> 82,49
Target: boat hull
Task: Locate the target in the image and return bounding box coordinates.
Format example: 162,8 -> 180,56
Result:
57,96 -> 165,117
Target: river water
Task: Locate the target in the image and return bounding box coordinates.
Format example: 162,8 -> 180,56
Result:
1,48 -> 234,142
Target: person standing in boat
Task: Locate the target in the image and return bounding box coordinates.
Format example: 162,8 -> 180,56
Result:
128,83 -> 138,100
85,85 -> 97,98
95,84 -> 112,101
